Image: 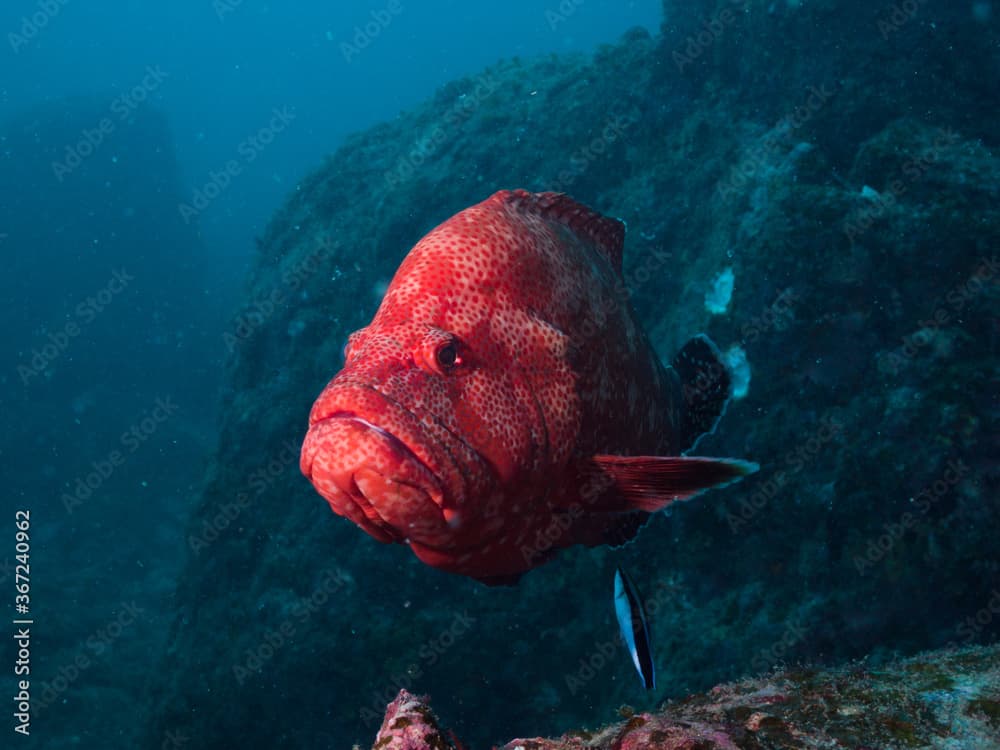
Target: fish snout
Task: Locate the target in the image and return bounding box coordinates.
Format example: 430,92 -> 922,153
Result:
301,414 -> 449,545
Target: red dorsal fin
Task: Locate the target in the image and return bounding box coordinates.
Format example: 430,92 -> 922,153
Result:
588,454 -> 759,512
497,189 -> 626,273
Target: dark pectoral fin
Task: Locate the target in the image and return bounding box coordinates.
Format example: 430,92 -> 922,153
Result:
589,454 -> 759,512
671,334 -> 732,451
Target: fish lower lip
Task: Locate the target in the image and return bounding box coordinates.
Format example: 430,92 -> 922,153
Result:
326,412 -> 443,506
344,473 -> 402,543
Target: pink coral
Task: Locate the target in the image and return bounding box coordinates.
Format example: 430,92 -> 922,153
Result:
372,690 -> 453,750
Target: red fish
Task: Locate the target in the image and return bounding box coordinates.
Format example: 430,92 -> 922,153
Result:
300,190 -> 756,585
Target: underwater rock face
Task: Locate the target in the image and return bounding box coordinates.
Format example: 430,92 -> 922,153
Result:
146,1 -> 999,748
375,646 -> 1000,750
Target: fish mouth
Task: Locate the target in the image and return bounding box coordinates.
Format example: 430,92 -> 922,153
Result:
301,403 -> 451,545
330,411 -> 438,481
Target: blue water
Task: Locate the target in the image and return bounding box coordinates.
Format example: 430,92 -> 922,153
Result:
1,0 -> 660,272
1,3 -> 661,747
3,1 -> 998,748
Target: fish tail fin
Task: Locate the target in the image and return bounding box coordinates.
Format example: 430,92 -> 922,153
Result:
671,334 -> 732,452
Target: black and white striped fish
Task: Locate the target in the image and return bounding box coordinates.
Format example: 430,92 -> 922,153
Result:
614,566 -> 655,690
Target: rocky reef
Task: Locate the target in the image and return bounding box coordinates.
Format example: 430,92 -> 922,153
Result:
374,645 -> 1000,749
144,1 -> 999,747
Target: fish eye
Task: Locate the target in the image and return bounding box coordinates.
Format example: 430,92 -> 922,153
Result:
436,342 -> 459,370
417,329 -> 464,376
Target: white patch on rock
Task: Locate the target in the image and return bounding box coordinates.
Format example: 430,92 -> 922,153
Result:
860,185 -> 881,201
705,266 -> 735,315
722,344 -> 751,400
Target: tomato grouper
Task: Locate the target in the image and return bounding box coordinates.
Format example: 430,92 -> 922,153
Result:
300,190 -> 757,585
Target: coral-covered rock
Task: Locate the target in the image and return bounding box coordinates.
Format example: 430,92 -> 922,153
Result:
377,646 -> 1000,750
373,691 -> 454,750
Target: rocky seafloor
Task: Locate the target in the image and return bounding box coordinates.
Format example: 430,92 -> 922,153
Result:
375,645 -> 1000,749
143,1 -> 998,747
